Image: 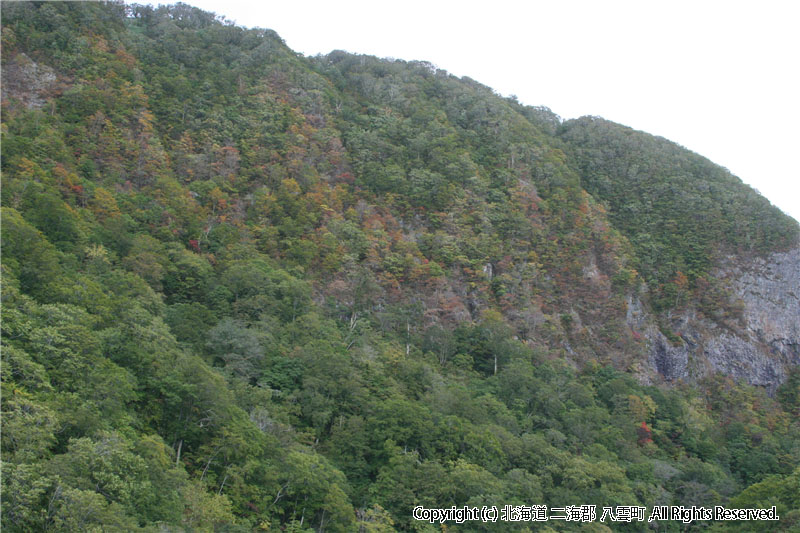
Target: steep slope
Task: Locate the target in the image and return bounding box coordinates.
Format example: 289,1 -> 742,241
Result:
560,117 -> 799,389
2,3 -> 799,532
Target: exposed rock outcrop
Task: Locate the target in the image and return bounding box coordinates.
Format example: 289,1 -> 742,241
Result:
630,246 -> 800,391
727,246 -> 800,361
1,53 -> 59,109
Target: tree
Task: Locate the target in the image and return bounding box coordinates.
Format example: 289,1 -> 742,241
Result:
207,318 -> 265,382
1,208 -> 62,299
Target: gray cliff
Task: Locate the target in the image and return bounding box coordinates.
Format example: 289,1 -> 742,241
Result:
630,246 -> 800,392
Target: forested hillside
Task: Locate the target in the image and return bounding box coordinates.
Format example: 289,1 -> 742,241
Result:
2,2 -> 799,531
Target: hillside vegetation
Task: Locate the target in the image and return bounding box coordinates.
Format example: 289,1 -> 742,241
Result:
2,3 -> 799,532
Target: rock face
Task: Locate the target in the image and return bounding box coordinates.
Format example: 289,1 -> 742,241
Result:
630,246 -> 800,392
1,53 -> 59,109
730,247 -> 800,363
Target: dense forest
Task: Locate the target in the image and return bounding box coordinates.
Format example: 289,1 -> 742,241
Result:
2,2 -> 799,531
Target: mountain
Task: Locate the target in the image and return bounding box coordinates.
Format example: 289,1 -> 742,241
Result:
2,2 -> 799,532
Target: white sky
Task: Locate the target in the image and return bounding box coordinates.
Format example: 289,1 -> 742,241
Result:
161,0 -> 799,223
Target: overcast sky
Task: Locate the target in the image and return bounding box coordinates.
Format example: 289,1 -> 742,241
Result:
164,0 -> 799,222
